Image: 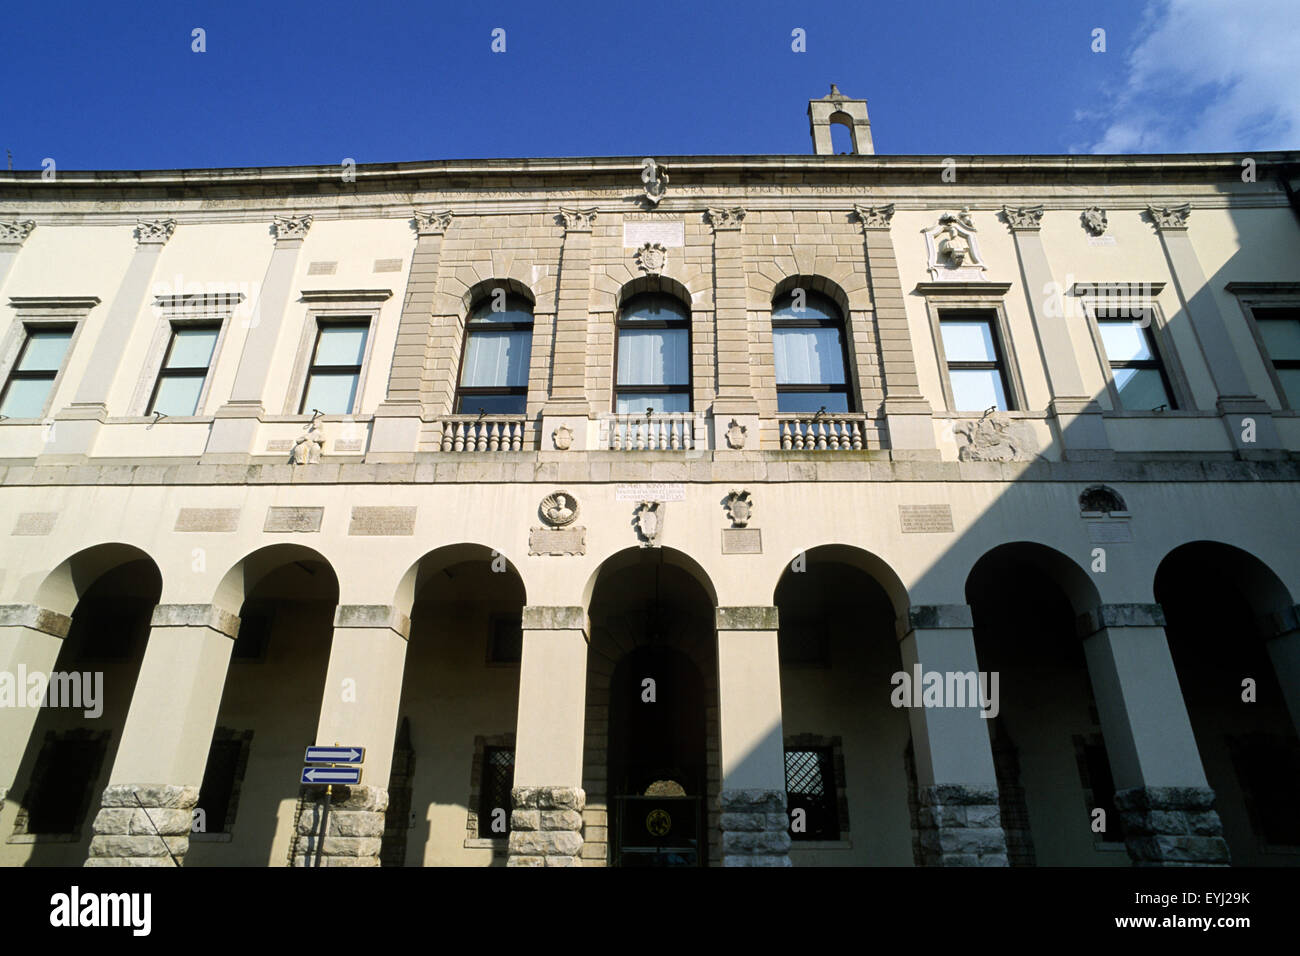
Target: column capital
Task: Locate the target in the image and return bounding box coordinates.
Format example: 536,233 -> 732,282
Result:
521,605 -> 586,631
0,603 -> 72,638
557,207 -> 598,232
1076,602 -> 1167,637
0,219 -> 36,247
134,218 -> 176,246
413,208 -> 454,236
1147,203 -> 1192,232
1260,603 -> 1300,640
151,603 -> 241,639
1001,205 -> 1044,233
273,214 -> 313,241
706,206 -> 746,231
853,203 -> 895,231
715,606 -> 778,630
900,604 -> 973,636
333,604 -> 411,639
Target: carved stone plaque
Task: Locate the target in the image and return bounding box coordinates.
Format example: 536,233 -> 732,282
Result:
721,528 -> 762,554
616,483 -> 686,502
529,527 -> 586,556
12,512 -> 57,535
624,220 -> 684,248
1087,521 -> 1133,544
175,508 -> 240,532
373,258 -> 403,273
265,440 -> 294,453
333,439 -> 364,453
348,506 -> 416,536
307,260 -> 338,275
264,506 -> 324,533
899,505 -> 954,534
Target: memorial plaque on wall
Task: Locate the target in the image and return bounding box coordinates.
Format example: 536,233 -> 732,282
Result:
529,527 -> 586,556
175,508 -> 240,532
623,219 -> 684,248
899,504 -> 954,534
1087,521 -> 1133,544
348,506 -> 416,536
12,512 -> 57,535
616,483 -> 686,502
264,506 -> 324,533
721,528 -> 762,554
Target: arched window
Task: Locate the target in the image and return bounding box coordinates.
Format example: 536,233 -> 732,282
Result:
771,289 -> 853,412
614,292 -> 691,413
455,293 -> 533,414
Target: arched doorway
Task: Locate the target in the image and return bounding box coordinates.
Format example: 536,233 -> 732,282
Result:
584,548 -> 717,867
1155,542 -> 1300,865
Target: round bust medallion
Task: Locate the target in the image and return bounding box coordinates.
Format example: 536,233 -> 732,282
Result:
539,490 -> 579,527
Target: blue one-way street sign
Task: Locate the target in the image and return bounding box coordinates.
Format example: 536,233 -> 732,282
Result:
300,766 -> 363,785
304,746 -> 365,764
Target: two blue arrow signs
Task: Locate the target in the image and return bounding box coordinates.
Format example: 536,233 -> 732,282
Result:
301,745 -> 365,786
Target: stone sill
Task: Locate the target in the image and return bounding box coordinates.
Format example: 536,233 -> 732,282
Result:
7,832 -> 80,843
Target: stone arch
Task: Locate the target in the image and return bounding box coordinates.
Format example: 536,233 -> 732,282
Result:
828,111 -> 859,153
582,546 -> 717,617
33,542 -> 162,617
592,267 -> 712,314
211,543 -> 339,618
1154,540 -> 1293,617
751,265 -> 867,314
966,541 -> 1102,620
461,276 -> 537,316
393,542 -> 526,620
774,543 -> 909,626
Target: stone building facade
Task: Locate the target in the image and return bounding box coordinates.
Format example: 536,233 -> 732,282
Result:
0,91 -> 1298,867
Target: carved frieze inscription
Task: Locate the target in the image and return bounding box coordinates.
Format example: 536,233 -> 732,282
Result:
899,505 -> 954,534
615,483 -> 686,501
175,508 -> 240,532
624,220 -> 684,248
348,506 -> 416,536
264,507 -> 324,533
721,528 -> 762,554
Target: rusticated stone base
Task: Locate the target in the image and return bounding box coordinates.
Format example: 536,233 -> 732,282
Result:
1115,786 -> 1230,866
292,785 -> 387,867
719,789 -> 791,866
85,784 -> 198,867
507,787 -> 585,866
916,785 -> 1009,866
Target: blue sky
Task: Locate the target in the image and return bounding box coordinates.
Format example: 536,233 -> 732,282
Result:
3,0 -> 1297,170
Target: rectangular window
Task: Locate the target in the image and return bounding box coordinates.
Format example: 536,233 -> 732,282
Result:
784,748 -> 839,840
615,294 -> 691,414
0,326 -> 74,418
478,747 -> 515,838
146,323 -> 220,416
196,737 -> 245,834
939,312 -> 1012,411
1252,307 -> 1300,408
299,320 -> 369,414
20,733 -> 108,835
1097,316 -> 1175,410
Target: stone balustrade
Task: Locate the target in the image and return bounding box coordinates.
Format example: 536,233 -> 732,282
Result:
437,415 -> 530,452
599,412 -> 707,451
777,414 -> 868,450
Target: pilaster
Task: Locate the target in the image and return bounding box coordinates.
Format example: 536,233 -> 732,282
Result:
540,209 -> 597,449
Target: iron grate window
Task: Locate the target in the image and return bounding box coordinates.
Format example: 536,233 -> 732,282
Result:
479,747 -> 516,838
785,748 -> 839,840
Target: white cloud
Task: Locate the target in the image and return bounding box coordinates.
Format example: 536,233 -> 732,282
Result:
1085,0 -> 1300,153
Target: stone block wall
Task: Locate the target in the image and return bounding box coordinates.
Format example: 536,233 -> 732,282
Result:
291,784 -> 388,867
915,784 -> 1010,866
1115,786 -> 1230,866
719,788 -> 792,866
508,786 -> 585,866
86,784 -> 198,867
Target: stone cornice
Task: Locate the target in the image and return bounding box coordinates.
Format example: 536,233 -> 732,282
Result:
1,453 -> 1296,487
914,282 -> 1013,297
1069,282 -> 1167,298
9,295 -> 101,313
299,288 -> 393,303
